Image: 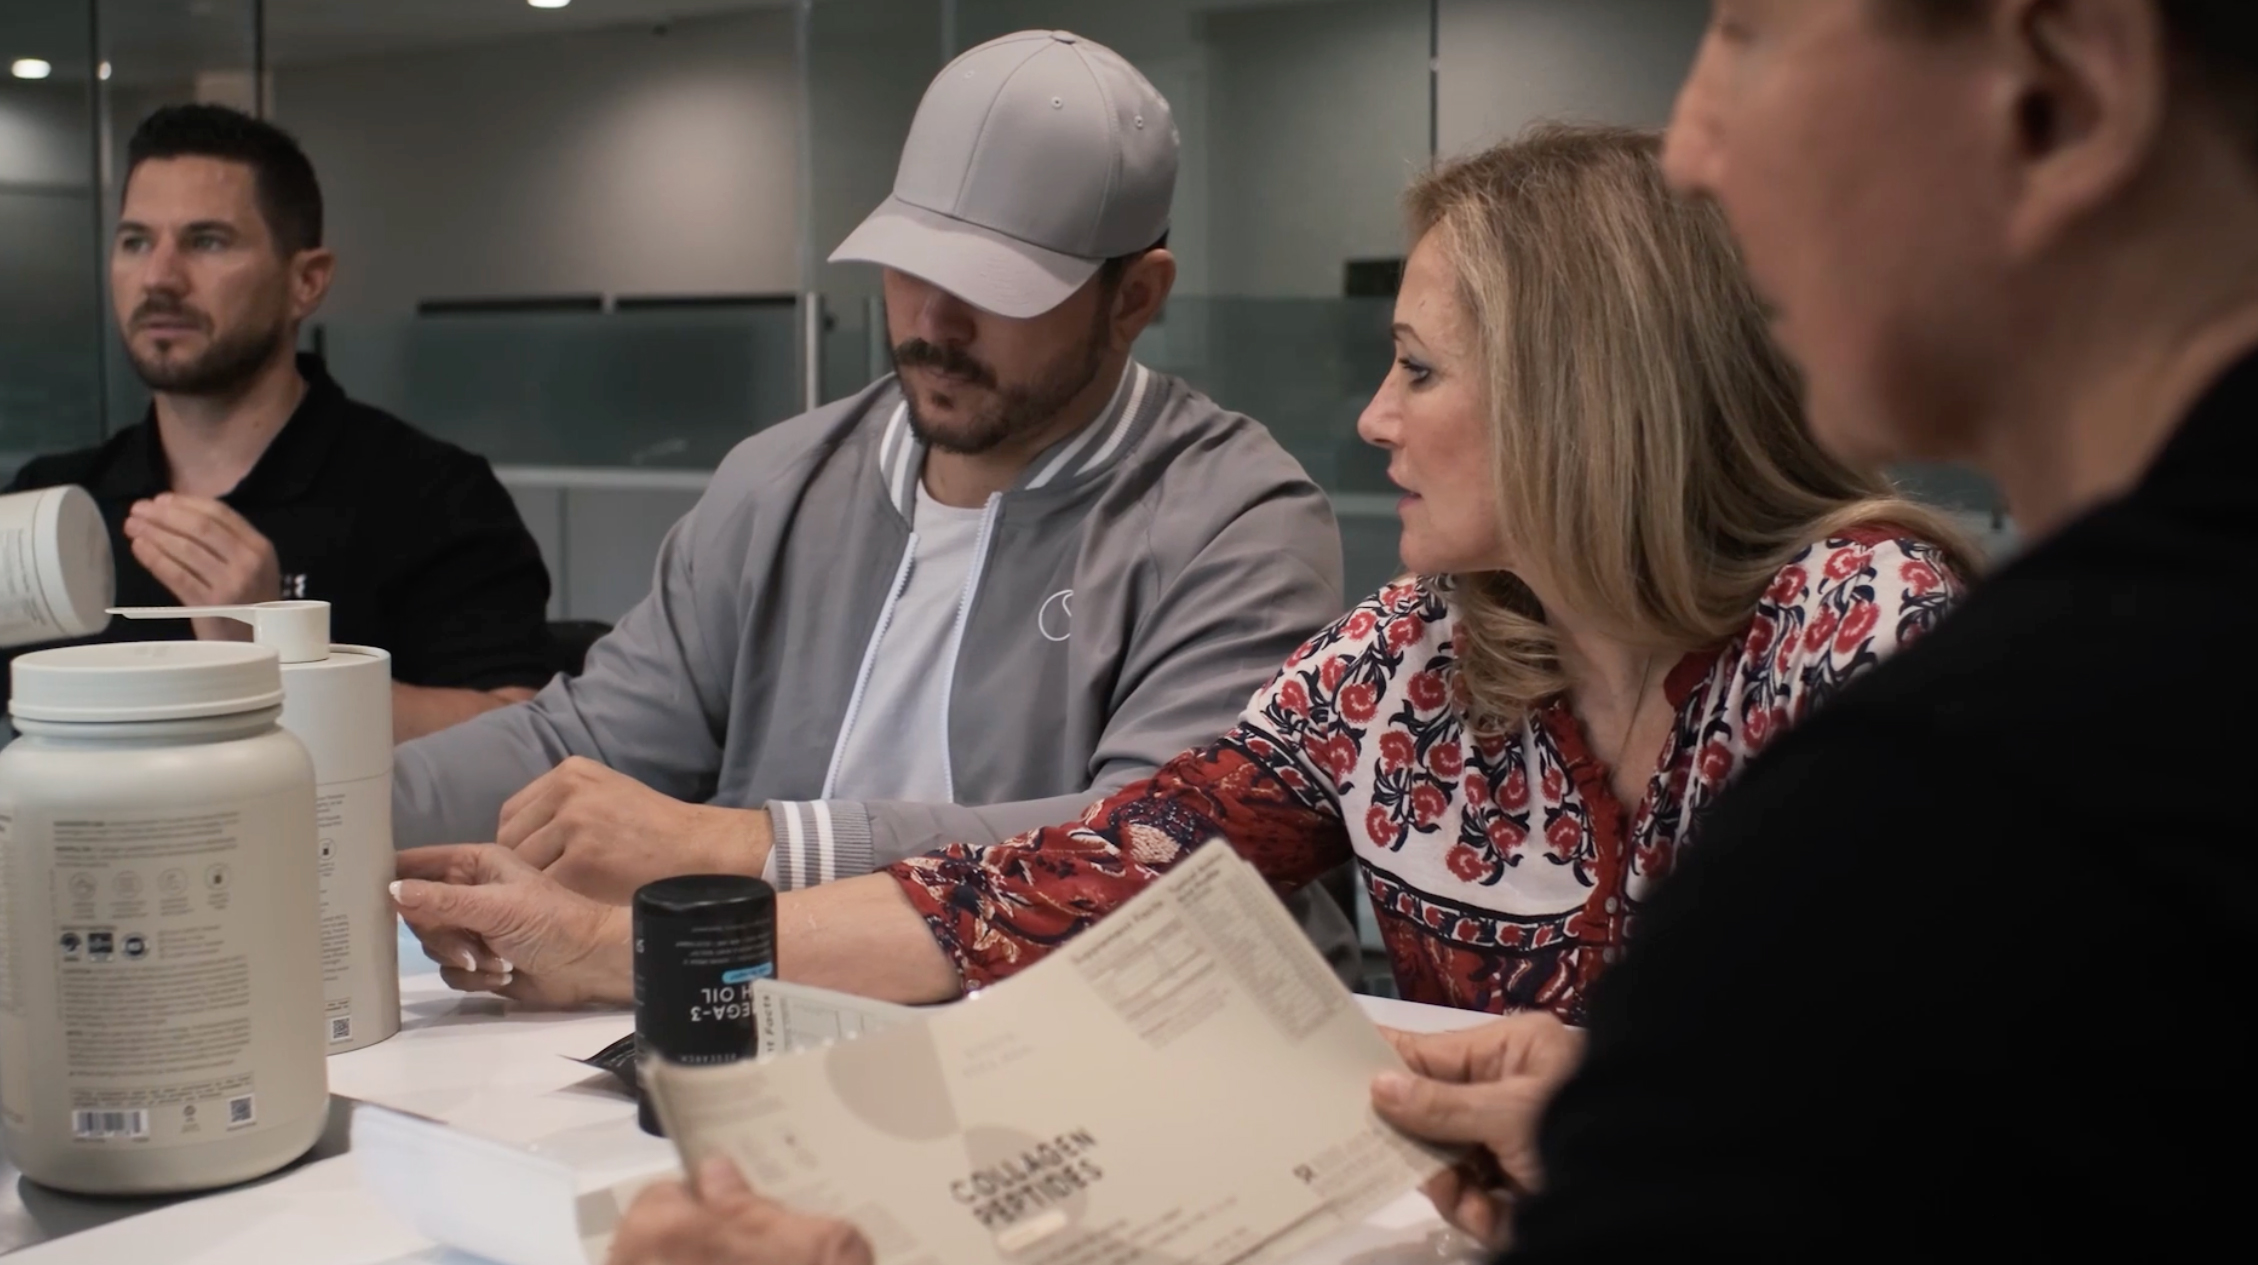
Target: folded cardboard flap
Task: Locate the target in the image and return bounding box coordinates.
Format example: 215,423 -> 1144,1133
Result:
353,1105 -> 669,1265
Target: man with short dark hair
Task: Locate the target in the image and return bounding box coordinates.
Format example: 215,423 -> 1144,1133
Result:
1479,0 -> 2258,1258
4,104 -> 555,741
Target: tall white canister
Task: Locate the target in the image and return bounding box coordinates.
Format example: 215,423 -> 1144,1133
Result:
109,601 -> 399,1053
0,486 -> 114,649
0,641 -> 328,1194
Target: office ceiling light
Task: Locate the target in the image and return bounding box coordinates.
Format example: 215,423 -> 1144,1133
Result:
10,58 -> 53,80
98,61 -> 112,81
528,0 -> 571,9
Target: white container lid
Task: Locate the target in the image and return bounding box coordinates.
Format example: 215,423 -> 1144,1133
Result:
34,485 -> 115,639
9,641 -> 285,723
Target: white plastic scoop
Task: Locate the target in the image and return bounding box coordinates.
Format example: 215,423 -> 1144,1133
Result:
108,600 -> 332,663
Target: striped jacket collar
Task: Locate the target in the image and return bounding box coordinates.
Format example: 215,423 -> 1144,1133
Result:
872,361 -> 1159,519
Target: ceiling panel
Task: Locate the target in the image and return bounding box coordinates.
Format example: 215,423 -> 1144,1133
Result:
75,0 -> 1383,85
90,0 -> 793,74
268,1 -> 793,66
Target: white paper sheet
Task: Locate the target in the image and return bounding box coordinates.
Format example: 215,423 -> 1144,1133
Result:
752,977 -> 918,1057
647,846 -> 1457,1265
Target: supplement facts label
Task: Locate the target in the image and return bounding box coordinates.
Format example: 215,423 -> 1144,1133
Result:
0,807 -> 19,1018
0,523 -> 64,638
0,805 -> 27,1130
314,775 -> 384,1043
43,807 -> 266,1148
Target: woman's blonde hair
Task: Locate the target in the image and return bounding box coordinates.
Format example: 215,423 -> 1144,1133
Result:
1411,124 -> 1978,731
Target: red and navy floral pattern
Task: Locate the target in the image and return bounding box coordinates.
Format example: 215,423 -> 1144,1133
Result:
890,527 -> 1962,1022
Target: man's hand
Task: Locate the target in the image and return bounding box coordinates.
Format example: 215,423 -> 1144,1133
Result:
124,494 -> 281,639
608,1156 -> 873,1265
499,757 -> 773,904
1371,1013 -> 1588,1251
392,844 -> 634,1008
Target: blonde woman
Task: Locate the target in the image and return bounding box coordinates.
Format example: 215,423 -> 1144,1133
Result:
861,124 -> 1976,1018
393,126 -> 1975,1021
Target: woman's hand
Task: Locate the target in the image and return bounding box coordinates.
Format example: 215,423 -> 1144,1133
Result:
392,844 -> 634,1008
1370,1013 -> 1588,1249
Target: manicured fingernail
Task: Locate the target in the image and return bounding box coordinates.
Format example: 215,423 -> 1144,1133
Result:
495,959 -> 515,975
387,880 -> 412,907
458,950 -> 478,972
1372,1072 -> 1410,1104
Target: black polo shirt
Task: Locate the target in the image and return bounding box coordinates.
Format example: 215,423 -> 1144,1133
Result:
1509,349 -> 2258,1258
3,355 -> 553,699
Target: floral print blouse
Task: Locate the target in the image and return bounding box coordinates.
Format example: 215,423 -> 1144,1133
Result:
888,527 -> 1963,1022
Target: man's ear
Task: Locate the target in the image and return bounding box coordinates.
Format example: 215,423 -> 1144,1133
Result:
1997,0 -> 2171,260
291,247 -> 337,322
1109,248 -> 1178,348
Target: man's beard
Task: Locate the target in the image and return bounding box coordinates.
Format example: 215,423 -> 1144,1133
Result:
124,299 -> 289,396
893,311 -> 1109,457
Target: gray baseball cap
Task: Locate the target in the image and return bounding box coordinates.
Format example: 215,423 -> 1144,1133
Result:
830,30 -> 1178,320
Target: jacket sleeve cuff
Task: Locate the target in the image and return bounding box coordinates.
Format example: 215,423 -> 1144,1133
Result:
763,800 -> 877,891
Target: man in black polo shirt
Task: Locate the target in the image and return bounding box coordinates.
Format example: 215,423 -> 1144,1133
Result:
3,105 -> 552,741
1349,1 -> 2258,1261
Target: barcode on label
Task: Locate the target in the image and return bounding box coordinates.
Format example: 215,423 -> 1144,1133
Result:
329,1016 -> 352,1043
227,1095 -> 255,1127
73,1109 -> 149,1140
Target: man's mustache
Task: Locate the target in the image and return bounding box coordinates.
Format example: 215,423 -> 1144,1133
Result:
893,339 -> 996,389
131,297 -> 210,332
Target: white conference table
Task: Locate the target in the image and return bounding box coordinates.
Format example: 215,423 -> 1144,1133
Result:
0,926 -> 1493,1264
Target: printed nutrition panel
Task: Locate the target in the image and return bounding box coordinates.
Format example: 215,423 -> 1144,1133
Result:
43,809 -> 268,1148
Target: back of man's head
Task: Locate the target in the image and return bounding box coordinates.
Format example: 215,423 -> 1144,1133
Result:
126,104 -> 324,257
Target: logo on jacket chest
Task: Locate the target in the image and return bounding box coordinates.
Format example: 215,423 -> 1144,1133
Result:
1038,589 -> 1074,643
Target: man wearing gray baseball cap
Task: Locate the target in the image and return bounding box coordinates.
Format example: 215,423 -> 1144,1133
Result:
830,29 -> 1177,321
388,32 -> 1357,985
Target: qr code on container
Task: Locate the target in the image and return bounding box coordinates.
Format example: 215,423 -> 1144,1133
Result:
228,1095 -> 256,1128
330,1016 -> 353,1043
73,1109 -> 149,1140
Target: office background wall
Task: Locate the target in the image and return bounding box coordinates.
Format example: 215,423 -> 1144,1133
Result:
1437,0 -> 1707,152
286,0 -> 1447,621
278,8 -> 802,319
263,0 -> 1483,308
0,87 -> 102,455
2,0 -> 2006,629
0,9 -> 103,459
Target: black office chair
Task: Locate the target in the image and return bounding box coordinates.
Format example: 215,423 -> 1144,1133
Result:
544,620 -> 614,678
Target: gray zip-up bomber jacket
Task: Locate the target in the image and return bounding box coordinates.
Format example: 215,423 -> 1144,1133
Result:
393,363 -> 1351,945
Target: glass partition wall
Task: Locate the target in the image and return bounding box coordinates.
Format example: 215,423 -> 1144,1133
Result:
0,0 -> 261,473
2,0 -> 2003,540
1,0 -> 103,471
